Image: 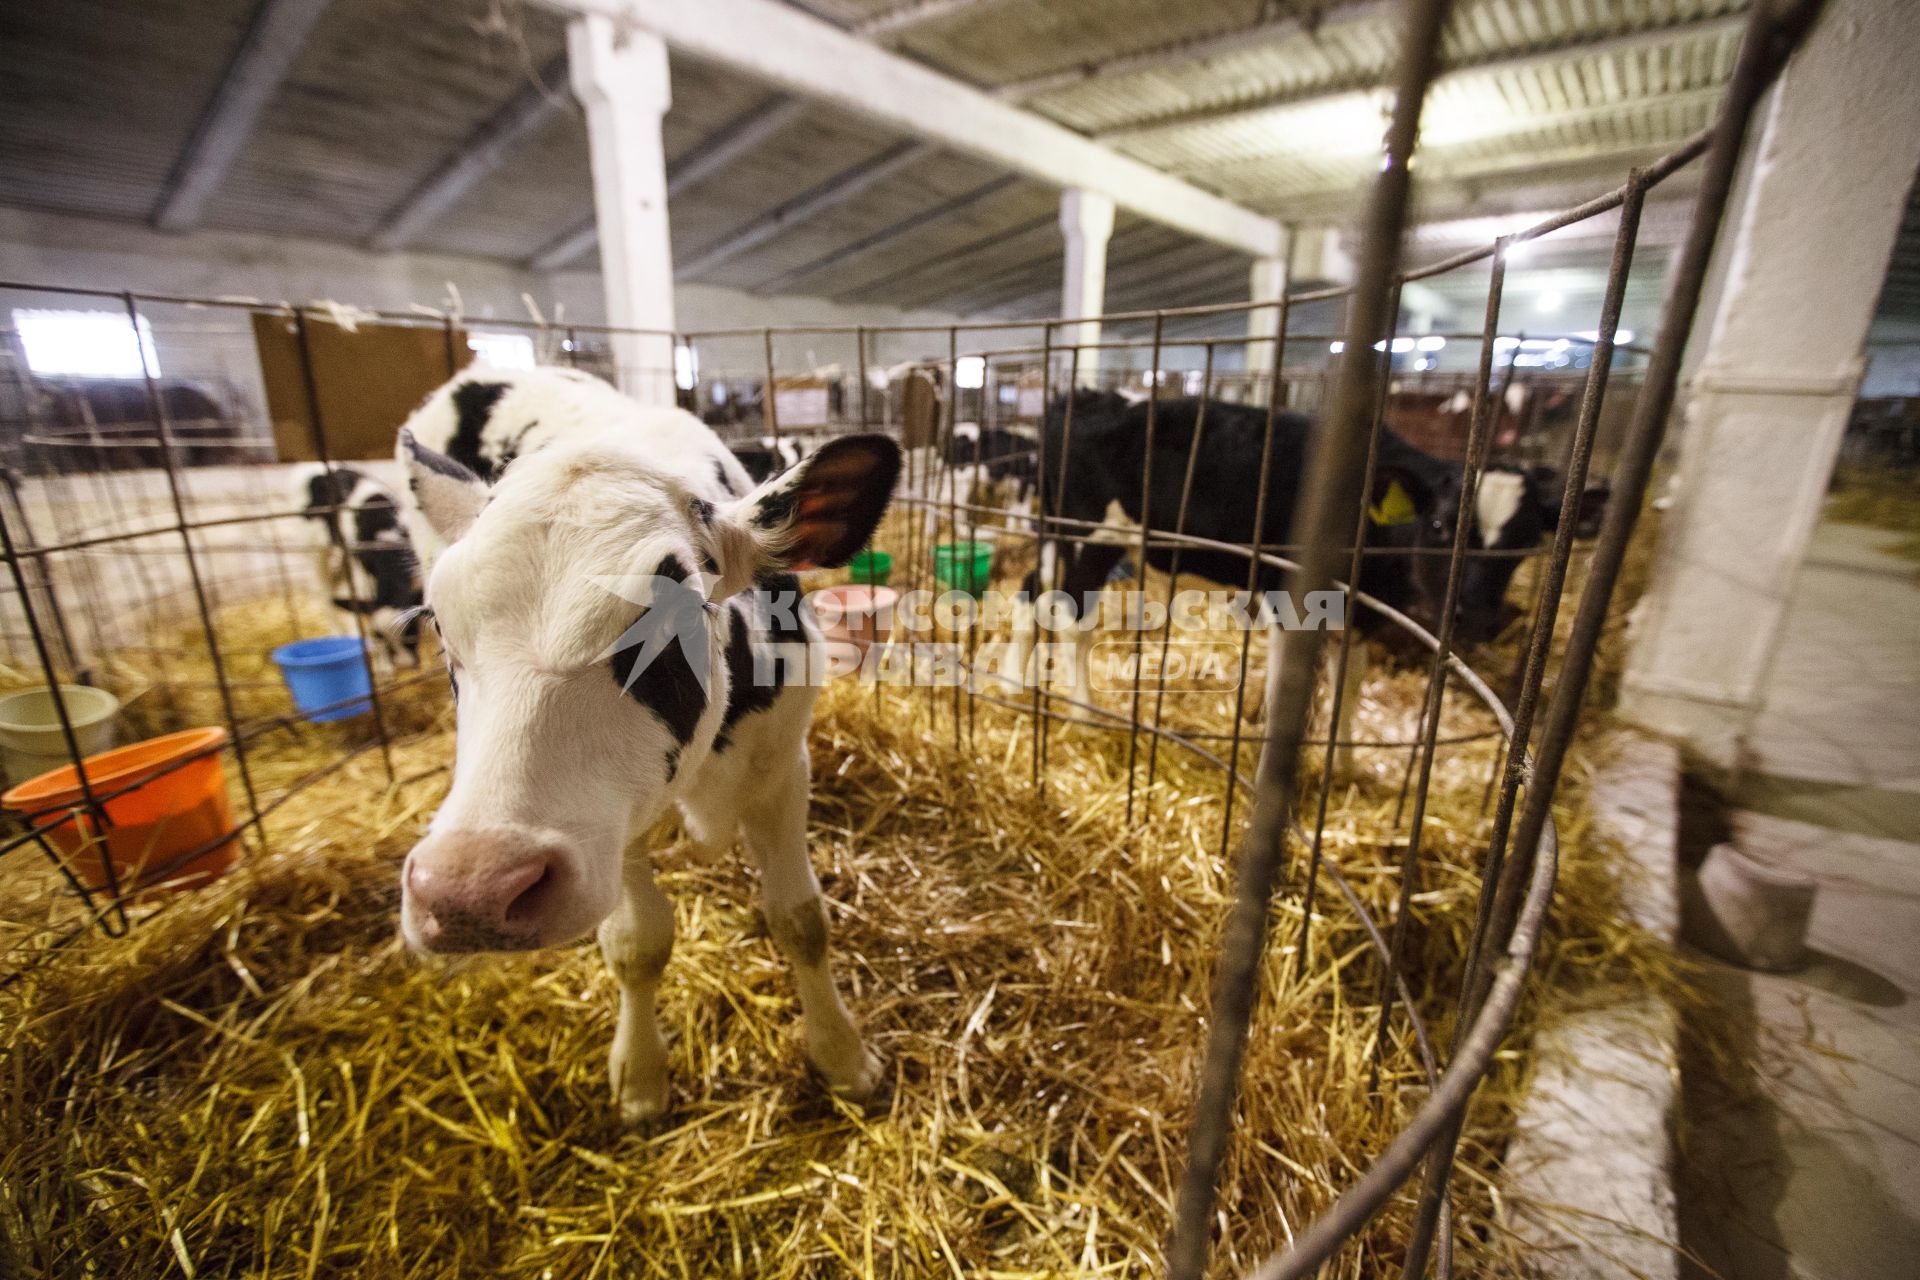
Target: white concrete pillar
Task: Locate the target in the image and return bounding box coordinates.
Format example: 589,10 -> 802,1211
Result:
1621,0 -> 1920,766
1289,224 -> 1355,287
1246,246 -> 1289,380
1059,188 -> 1115,386
569,15 -> 677,404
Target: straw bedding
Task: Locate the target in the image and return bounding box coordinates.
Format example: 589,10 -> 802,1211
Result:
0,552 -> 1667,1278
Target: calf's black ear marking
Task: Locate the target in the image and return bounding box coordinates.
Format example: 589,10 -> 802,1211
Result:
743,435 -> 901,570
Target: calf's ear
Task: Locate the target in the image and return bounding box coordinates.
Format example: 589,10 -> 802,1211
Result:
398,428 -> 488,543
1533,469 -> 1611,539
715,434 -> 900,589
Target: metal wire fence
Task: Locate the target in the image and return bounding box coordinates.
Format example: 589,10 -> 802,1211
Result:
0,0 -> 1827,1272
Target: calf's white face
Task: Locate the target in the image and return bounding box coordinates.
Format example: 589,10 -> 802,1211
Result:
395,426 -> 899,954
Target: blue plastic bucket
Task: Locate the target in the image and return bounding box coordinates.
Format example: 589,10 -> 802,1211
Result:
272,636 -> 373,723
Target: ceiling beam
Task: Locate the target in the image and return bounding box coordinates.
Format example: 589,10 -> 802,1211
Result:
678,140 -> 935,280
1177,86 -> 1724,183
530,215 -> 600,271
996,0 -> 1396,102
753,173 -> 1022,294
854,0 -> 1008,41
152,0 -> 334,231
370,55 -> 569,252
833,211 -> 1057,303
987,237 -> 1230,318
529,95 -> 812,271
1096,11 -> 1746,143
665,95 -> 812,195
932,224 -> 1172,315
532,0 -> 1285,258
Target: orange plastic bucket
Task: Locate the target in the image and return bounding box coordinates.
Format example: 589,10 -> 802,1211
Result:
2,727 -> 240,896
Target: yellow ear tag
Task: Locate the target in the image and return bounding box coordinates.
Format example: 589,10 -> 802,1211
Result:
1369,479 -> 1417,527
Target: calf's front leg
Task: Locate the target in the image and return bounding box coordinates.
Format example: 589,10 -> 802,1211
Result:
742,755 -> 883,1103
598,851 -> 676,1124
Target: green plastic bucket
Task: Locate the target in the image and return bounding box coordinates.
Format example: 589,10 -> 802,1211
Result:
849,548 -> 893,586
932,541 -> 993,596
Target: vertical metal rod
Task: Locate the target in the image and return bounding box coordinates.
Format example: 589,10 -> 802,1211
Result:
1037,351 -> 1080,783
1145,341 -> 1215,791
0,495 -> 127,933
1121,315 -> 1166,827
565,325 -> 580,369
1401,173 -> 1649,1280
292,311 -> 397,784
1165,1 -> 1454,1273
125,293 -> 266,841
1220,296 -> 1291,853
1371,244 -> 1510,1071
442,314 -> 460,378
1295,280 -> 1402,981
854,326 -> 870,435
1031,321 -> 1055,797
0,468 -> 83,680
944,326 -> 963,747
763,329 -> 782,449
1480,0 -> 1830,1026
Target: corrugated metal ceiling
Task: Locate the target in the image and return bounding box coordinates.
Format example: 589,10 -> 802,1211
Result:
0,0 -> 1849,319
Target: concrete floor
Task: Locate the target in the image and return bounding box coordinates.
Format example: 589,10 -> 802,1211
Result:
1676,520 -> 1920,1280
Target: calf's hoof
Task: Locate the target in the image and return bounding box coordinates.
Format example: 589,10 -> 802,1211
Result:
610,1039 -> 670,1126
616,1077 -> 670,1127
814,1041 -> 886,1107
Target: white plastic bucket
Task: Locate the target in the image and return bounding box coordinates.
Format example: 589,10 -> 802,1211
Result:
0,685 -> 121,785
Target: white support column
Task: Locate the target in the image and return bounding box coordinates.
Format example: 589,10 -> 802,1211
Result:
1288,224 -> 1355,287
569,15 -> 677,404
1059,189 -> 1115,386
1246,245 -> 1289,381
1621,0 -> 1920,767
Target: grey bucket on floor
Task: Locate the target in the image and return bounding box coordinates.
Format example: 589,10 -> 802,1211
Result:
0,684 -> 120,786
1685,841 -> 1818,972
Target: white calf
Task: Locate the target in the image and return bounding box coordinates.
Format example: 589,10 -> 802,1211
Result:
394,367 -> 900,1122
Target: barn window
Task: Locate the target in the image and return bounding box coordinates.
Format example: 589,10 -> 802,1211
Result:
466,331 -> 536,369
675,344 -> 698,390
13,308 -> 161,378
955,356 -> 986,389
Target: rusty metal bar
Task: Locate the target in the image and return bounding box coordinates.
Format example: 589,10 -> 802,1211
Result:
124,293 -> 265,845
292,311 -> 398,785
1122,313 -> 1166,828
1219,298 -> 1291,851
1402,167 -> 1651,1280
1164,0 -> 1455,1273
1145,341 -> 1215,793
1476,0 -> 1832,1027
1295,280 -> 1401,981
1371,242 -> 1509,1070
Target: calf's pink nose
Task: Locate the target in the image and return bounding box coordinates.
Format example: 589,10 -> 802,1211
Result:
405,830 -> 562,950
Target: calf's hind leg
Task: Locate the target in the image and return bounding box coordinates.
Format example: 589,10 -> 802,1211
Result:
742,755 -> 883,1102
599,851 -> 676,1124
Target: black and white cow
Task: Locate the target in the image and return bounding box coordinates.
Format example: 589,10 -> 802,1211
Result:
728,435 -> 809,485
392,366 -> 900,1123
294,464 -> 424,666
1021,391 -> 1605,761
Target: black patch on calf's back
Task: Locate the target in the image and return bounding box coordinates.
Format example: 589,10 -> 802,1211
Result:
448,380 -> 511,480
714,572 -> 804,752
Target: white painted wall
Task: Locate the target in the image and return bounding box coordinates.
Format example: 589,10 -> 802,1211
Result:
0,205 -> 969,333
